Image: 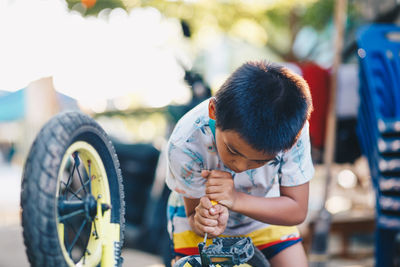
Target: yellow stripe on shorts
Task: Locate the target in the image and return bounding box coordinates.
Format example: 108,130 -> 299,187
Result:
173,225 -> 299,251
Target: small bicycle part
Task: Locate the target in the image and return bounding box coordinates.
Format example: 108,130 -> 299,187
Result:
198,237 -> 254,267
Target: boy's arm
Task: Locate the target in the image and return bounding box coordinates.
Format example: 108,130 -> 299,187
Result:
232,183 -> 309,226
183,197 -> 202,236
205,169 -> 309,226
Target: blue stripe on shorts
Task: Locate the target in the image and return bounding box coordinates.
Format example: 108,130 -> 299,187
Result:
261,238 -> 302,260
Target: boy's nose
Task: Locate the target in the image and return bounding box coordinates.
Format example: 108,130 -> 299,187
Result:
234,159 -> 249,173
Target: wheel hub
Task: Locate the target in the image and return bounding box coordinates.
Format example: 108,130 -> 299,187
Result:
58,195 -> 98,221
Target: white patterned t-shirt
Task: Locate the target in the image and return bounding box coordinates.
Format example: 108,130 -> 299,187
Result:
165,98 -> 314,235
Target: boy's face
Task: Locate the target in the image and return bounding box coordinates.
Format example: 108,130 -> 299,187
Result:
209,97 -> 276,173
214,127 -> 276,173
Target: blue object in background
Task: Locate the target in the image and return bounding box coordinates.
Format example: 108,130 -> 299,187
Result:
0,88 -> 79,123
0,89 -> 26,122
356,24 -> 400,267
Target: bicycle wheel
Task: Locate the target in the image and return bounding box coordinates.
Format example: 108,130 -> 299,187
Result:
21,111 -> 125,267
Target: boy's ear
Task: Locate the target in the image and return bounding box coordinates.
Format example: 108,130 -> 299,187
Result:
208,97 -> 216,120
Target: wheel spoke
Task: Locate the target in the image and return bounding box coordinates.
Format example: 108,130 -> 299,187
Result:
65,221 -> 90,262
64,221 -> 75,260
67,151 -> 87,197
67,219 -> 87,254
92,219 -> 99,239
62,162 -> 76,199
75,165 -> 88,195
62,181 -> 82,200
83,248 -> 91,264
58,209 -> 85,222
88,160 -> 92,195
67,179 -> 90,201
66,161 -> 76,187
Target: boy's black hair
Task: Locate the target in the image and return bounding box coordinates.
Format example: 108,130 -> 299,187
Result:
214,61 -> 313,154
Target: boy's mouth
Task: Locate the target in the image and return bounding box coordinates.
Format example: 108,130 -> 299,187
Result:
230,167 -> 241,173
225,164 -> 242,174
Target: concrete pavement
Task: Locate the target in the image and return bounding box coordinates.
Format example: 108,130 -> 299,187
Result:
0,225 -> 164,267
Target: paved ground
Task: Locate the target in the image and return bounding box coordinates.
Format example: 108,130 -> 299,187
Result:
0,224 -> 164,267
0,225 -> 374,267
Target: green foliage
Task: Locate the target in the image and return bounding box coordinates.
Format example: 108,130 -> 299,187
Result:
63,0 -> 361,61
65,0 -> 125,16
300,0 -> 335,31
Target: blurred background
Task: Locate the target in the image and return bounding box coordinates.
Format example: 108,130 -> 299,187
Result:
1,0 -> 400,266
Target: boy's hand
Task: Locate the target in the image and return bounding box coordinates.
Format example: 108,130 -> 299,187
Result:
202,170 -> 238,209
193,196 -> 228,238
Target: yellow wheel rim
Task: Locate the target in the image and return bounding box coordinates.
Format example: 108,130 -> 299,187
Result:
56,141 -> 120,267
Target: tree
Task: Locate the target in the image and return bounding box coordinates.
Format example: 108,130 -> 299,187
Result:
65,0 -> 361,64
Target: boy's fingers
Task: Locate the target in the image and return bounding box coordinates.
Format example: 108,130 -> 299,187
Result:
197,216 -> 218,227
198,197 -> 219,218
209,170 -> 232,178
196,205 -> 218,219
201,170 -> 210,178
205,185 -> 223,194
199,196 -> 212,209
202,170 -> 232,179
202,226 -> 217,235
194,215 -> 218,234
219,206 -> 229,219
209,204 -> 225,215
206,179 -> 225,187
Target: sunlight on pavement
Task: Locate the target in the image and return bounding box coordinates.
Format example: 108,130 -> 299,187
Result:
0,164 -> 22,227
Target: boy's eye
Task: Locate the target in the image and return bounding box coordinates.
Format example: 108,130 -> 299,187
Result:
227,147 -> 237,155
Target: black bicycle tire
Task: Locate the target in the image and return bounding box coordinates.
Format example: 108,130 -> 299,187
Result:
20,111 -> 125,267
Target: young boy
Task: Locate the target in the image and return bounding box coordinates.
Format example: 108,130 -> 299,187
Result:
165,60 -> 314,266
